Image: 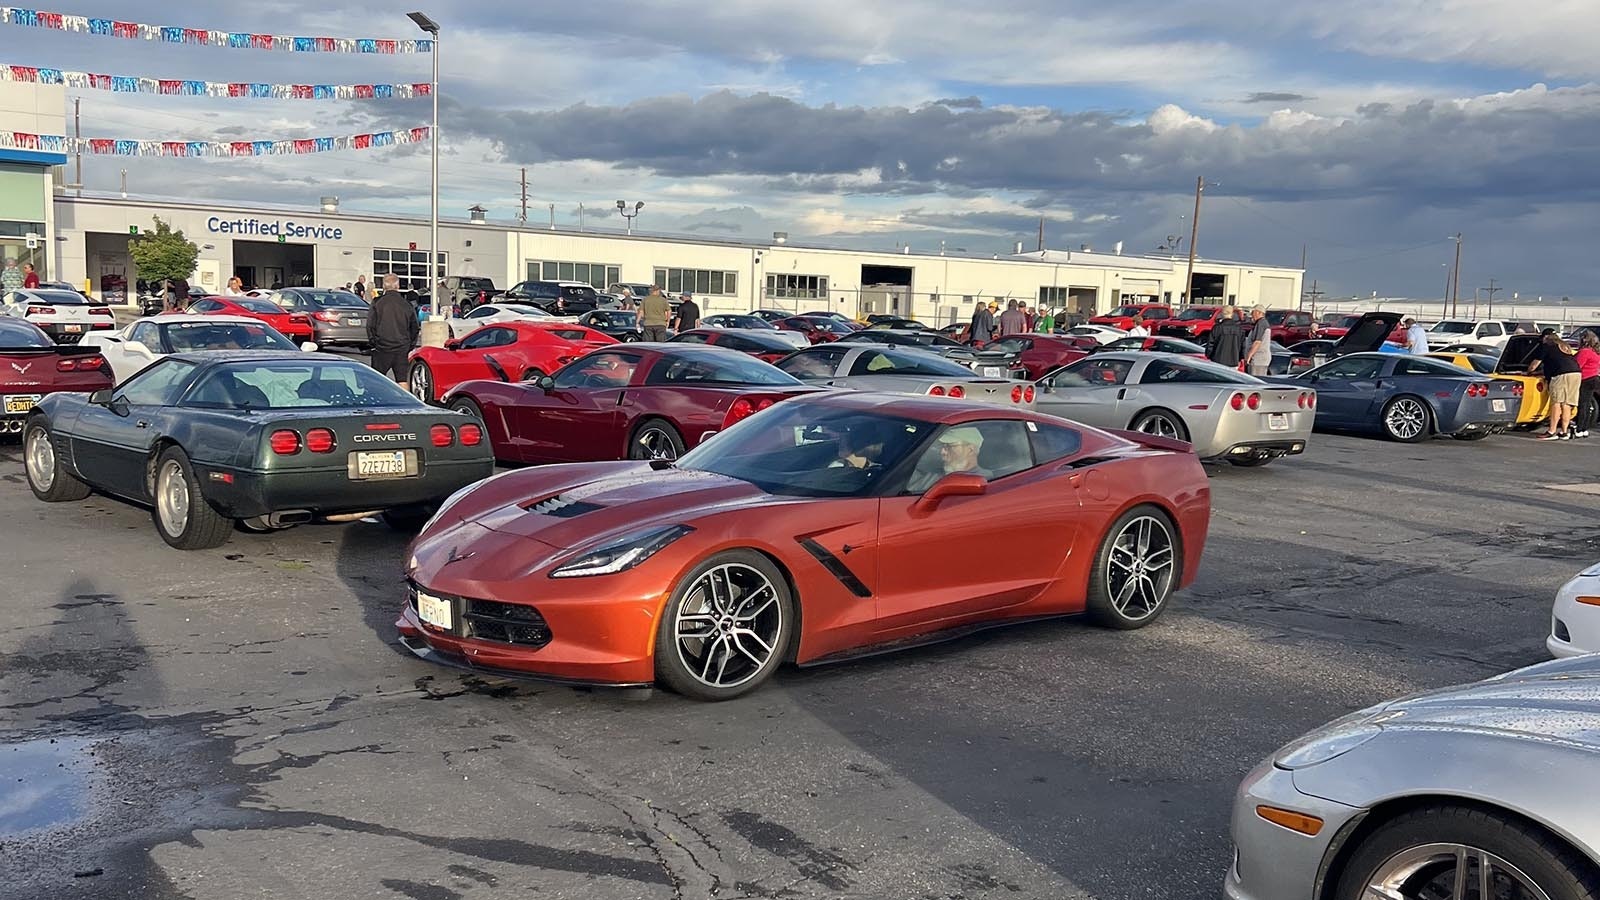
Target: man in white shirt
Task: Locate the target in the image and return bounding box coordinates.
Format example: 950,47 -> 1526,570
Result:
1127,316 -> 1150,337
1403,318 -> 1429,354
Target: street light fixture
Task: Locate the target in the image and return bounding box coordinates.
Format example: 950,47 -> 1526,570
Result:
616,200 -> 643,235
408,11 -> 441,319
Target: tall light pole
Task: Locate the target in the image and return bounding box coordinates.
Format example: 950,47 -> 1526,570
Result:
1181,179 -> 1216,304
1446,233 -> 1462,318
617,200 -> 643,235
408,12 -> 441,320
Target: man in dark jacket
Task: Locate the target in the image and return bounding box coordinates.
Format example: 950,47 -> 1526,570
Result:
673,292 -> 700,331
1207,307 -> 1245,368
368,274 -> 420,382
969,302 -> 996,345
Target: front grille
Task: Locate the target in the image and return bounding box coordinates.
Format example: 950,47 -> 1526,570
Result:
464,598 -> 553,648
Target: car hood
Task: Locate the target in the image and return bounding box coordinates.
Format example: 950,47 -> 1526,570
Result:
1330,312 -> 1403,354
1369,656 -> 1600,751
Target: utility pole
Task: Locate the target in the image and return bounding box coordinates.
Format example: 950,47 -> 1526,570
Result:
578,203 -> 585,232
1483,277 -> 1501,318
1449,233 -> 1463,317
518,167 -> 529,224
1182,176 -> 1204,305
548,203 -> 555,230
1037,216 -> 1044,252
1304,280 -> 1325,318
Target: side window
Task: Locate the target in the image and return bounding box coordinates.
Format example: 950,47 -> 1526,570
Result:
776,350 -> 843,378
460,327 -> 511,350
130,322 -> 161,350
589,312 -> 611,327
1028,421 -> 1084,464
1316,356 -> 1385,379
117,359 -> 199,405
552,351 -> 641,389
1146,308 -> 1170,320
849,351 -> 896,375
719,334 -> 758,353
1395,358 -> 1460,377
1479,323 -> 1503,337
673,331 -> 711,344
1142,360 -> 1192,383
903,420 -> 1036,494
1052,357 -> 1134,387
191,299 -> 219,313
466,306 -> 498,319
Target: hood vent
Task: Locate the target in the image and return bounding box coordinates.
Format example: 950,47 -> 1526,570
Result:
526,494 -> 605,518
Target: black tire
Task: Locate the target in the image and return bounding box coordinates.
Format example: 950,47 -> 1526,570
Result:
1129,408 -> 1191,443
1381,395 -> 1432,443
1085,504 -> 1181,629
519,367 -> 546,382
408,360 -> 436,404
1452,429 -> 1492,441
621,333 -> 640,342
23,420 -> 91,502
151,446 -> 233,550
381,506 -> 432,532
1334,806 -> 1600,900
628,418 -> 686,461
653,549 -> 795,701
1228,453 -> 1274,468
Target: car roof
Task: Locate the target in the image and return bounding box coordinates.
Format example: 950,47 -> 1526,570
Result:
137,314 -> 269,326
794,389 -> 1050,426
166,350 -> 347,366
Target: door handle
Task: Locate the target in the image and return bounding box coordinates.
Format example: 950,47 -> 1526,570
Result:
135,420 -> 151,429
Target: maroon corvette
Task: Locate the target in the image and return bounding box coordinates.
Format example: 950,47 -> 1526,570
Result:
0,317 -> 112,436
441,343 -> 825,464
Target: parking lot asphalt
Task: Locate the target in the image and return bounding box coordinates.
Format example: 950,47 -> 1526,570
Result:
0,430 -> 1594,900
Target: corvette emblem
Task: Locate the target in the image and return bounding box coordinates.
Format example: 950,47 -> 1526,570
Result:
444,545 -> 476,565
10,362 -> 28,374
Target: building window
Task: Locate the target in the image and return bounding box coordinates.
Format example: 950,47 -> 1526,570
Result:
373,248 -> 446,294
765,273 -> 829,299
526,261 -> 620,290
1039,286 -> 1071,306
655,267 -> 738,296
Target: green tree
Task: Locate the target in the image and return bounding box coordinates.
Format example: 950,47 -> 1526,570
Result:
127,216 -> 199,285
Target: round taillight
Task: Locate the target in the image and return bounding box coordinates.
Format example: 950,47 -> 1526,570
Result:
756,398 -> 775,411
948,385 -> 966,399
1010,385 -> 1023,403
726,398 -> 755,425
1023,385 -> 1035,403
430,424 -> 455,447
1536,381 -> 1545,392
928,386 -> 947,396
1247,393 -> 1261,410
305,428 -> 336,453
459,423 -> 483,446
269,429 -> 300,455
1307,392 -> 1316,408
1230,393 -> 1245,410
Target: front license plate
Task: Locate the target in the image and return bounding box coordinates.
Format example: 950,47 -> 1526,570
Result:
983,366 -> 1005,377
3,394 -> 41,414
1268,413 -> 1290,431
1492,399 -> 1507,412
353,450 -> 409,478
345,318 -> 364,326
416,590 -> 453,630
63,324 -> 82,333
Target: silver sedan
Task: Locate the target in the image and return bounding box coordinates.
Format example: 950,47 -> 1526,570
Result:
1228,654 -> 1600,900
1031,352 -> 1314,466
774,344 -> 1034,407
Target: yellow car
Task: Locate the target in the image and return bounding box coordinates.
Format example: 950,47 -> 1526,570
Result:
1427,347 -> 1549,425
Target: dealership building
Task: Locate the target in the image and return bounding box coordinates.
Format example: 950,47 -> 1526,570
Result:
47,191 -> 1303,321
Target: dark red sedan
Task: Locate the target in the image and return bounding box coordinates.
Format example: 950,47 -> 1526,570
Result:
776,315 -> 855,344
669,328 -> 800,363
983,334 -> 1095,380
441,344 -> 823,464
186,295 -> 315,341
0,317 -> 112,436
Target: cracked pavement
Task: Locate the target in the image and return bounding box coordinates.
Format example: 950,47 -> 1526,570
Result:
0,432 -> 1591,899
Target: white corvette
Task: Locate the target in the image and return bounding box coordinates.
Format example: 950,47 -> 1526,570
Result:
1062,324 -> 1129,345
1549,561 -> 1600,658
1,287 -> 118,343
82,314 -> 313,383
444,302 -> 576,339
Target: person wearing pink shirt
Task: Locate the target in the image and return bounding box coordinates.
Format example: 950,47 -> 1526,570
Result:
1574,329 -> 1600,439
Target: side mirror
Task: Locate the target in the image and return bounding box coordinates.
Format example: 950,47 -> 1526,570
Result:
1038,380 -> 1054,394
536,375 -> 556,390
914,472 -> 987,512
89,389 -> 115,406
444,339 -> 461,351
300,341 -> 319,352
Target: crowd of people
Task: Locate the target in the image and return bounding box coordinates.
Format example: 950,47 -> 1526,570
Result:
967,299 -> 1058,343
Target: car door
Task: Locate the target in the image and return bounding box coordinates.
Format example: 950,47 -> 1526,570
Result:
1032,357 -> 1136,429
108,321 -> 165,383
441,325 -> 510,385
69,358 -> 200,498
873,419 -> 1084,634
514,349 -> 642,462
1304,355 -> 1386,425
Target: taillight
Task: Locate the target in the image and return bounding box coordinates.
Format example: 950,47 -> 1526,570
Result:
26,306 -> 56,315
459,423 -> 483,446
1009,385 -> 1023,403
755,398 -> 775,411
89,307 -> 113,317
305,428 -> 336,453
1297,392 -> 1308,408
1023,385 -> 1035,403
1536,381 -> 1545,392
1306,392 -> 1316,408
1247,393 -> 1261,410
1512,383 -> 1524,397
430,424 -> 455,447
313,310 -> 340,322
56,357 -> 79,371
270,429 -> 300,455
948,385 -> 966,399
928,386 -> 947,396
724,398 -> 757,427
1466,383 -> 1489,398
1230,393 -> 1245,410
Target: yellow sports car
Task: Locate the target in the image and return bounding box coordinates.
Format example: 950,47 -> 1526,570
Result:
1428,345 -> 1549,425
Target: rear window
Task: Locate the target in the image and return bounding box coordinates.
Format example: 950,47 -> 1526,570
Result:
291,290 -> 368,309
648,352 -> 801,386
185,361 -> 418,409
544,328 -> 593,341
235,298 -> 286,315
0,321 -> 52,348
851,349 -> 974,377
25,290 -> 88,305
162,322 -> 299,352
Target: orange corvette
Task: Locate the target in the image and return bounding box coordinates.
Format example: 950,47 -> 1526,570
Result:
397,392 -> 1211,700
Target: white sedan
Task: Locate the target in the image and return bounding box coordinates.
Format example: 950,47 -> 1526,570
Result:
82,314 -> 312,383
1549,561 -> 1600,658
1063,323 -> 1128,345
2,287 -> 119,343
445,302 -> 576,339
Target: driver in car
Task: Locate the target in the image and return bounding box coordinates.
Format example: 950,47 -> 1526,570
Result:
907,425 -> 990,492
830,427 -> 887,469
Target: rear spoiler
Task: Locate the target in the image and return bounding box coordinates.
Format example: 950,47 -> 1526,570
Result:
1107,428 -> 1195,454
0,344 -> 104,357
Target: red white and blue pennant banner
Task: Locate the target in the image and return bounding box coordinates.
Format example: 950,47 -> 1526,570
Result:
0,8 -> 433,53
0,64 -> 431,99
2,129 -> 430,157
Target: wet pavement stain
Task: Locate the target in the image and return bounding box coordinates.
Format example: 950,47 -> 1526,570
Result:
0,736 -> 96,835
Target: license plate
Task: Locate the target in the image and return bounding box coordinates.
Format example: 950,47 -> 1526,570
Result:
63,324 -> 82,333
3,394 -> 41,414
354,450 -> 408,477
1268,413 -> 1290,431
983,366 -> 1005,377
1492,399 -> 1507,412
345,318 -> 364,326
416,590 -> 453,630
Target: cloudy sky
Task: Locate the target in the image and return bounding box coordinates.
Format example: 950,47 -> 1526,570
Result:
8,1 -> 1600,299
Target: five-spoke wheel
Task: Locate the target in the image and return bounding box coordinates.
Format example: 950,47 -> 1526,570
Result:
655,551 -> 793,701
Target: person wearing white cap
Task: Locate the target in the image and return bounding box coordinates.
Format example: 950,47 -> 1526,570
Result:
909,425 -> 991,492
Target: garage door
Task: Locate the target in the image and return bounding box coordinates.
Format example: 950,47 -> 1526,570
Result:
1260,277 -> 1295,306
1123,279 -> 1161,298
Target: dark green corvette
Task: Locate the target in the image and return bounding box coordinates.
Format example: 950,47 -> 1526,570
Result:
22,351 -> 495,549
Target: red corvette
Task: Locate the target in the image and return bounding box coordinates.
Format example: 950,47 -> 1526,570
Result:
441,343 -> 824,464
397,391 -> 1210,700
776,316 -> 853,344
0,317 -> 112,436
406,321 -> 617,403
984,334 -> 1094,380
669,328 -> 799,363
185,295 -> 314,341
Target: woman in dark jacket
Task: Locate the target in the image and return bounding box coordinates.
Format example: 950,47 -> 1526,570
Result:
1207,308 -> 1245,368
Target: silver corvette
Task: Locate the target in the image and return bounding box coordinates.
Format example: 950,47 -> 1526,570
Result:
1031,352 -> 1314,466
774,344 -> 1035,407
1228,654 -> 1600,900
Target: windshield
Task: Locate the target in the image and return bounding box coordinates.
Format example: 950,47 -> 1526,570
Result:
23,290 -> 88,306
185,360 -> 418,409
1106,306 -> 1141,317
648,351 -> 802,386
234,298 -> 288,315
1265,311 -> 1291,325
1428,321 -> 1474,334
290,290 -> 368,309
679,403 -> 930,498
1173,307 -> 1217,321
162,322 -> 299,352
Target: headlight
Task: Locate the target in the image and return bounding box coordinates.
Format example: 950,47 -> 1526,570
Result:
1581,561 -> 1600,577
549,524 -> 694,579
1273,726 -> 1381,769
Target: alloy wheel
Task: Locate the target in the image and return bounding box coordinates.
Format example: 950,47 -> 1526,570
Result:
673,563 -> 784,689
1136,413 -> 1181,440
635,426 -> 679,460
1386,398 -> 1427,440
1104,515 -> 1175,622
409,364 -> 432,402
157,459 -> 190,537
1364,843 -> 1552,900
25,427 -> 55,491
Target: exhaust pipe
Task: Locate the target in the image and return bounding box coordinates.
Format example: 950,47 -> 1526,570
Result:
4,420 -> 22,433
322,510 -> 384,523
266,510 -> 314,528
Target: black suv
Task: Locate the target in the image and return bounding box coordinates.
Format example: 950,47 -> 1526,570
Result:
501,280 -> 603,314
578,309 -> 643,342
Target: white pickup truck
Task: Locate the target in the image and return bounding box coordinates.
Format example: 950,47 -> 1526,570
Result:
1423,319 -> 1519,349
